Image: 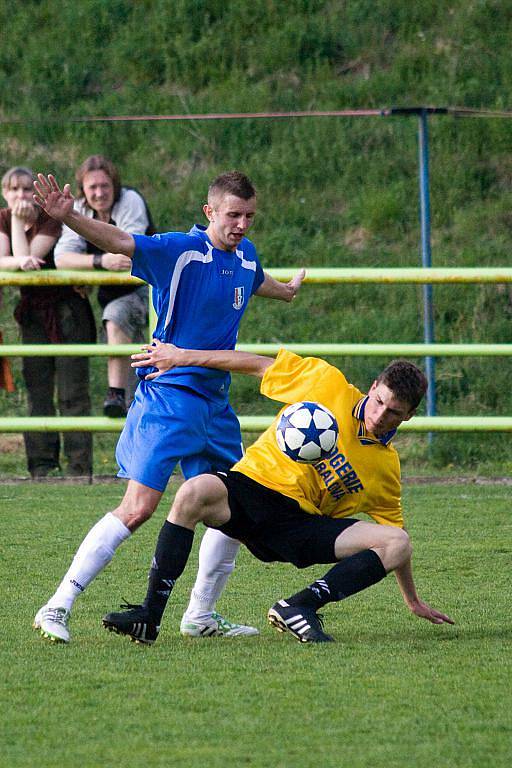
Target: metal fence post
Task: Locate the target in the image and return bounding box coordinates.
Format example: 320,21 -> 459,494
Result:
418,110 -> 437,430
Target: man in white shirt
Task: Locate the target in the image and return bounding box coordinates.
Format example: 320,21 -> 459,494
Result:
54,155 -> 155,416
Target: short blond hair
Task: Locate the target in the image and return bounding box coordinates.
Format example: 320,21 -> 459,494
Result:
207,171 -> 256,205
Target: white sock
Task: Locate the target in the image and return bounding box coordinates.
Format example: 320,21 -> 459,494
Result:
47,513 -> 131,612
184,527 -> 240,620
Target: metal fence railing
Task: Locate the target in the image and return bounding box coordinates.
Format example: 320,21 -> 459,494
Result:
1,267 -> 511,433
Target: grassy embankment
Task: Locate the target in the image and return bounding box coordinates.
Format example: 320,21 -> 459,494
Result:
1,1 -> 511,476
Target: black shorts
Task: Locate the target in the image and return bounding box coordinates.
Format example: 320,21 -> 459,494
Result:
213,470 -> 358,569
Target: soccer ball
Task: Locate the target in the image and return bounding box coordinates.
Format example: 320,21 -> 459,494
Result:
275,401 -> 338,463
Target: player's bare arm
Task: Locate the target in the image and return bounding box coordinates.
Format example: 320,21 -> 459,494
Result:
394,557 -> 455,625
131,339 -> 274,380
33,174 -> 135,259
256,268 -> 306,302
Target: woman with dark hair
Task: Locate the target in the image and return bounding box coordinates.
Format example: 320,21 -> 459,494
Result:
1,166 -> 95,477
54,155 -> 156,416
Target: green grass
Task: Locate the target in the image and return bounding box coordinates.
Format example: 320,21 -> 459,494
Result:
1,482 -> 510,767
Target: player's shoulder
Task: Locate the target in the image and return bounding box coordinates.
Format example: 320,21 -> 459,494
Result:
234,237 -> 262,273
145,230 -> 206,251
238,235 -> 258,257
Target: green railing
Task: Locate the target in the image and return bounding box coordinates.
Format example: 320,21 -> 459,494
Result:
1,268 -> 511,433
1,267 -> 512,285
0,416 -> 510,433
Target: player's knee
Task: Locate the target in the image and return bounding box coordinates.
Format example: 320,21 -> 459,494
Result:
113,498 -> 157,530
171,476 -> 215,525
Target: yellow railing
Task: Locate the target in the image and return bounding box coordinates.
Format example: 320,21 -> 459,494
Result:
1,268 -> 511,432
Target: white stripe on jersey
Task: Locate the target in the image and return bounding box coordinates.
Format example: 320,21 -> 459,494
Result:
235,248 -> 257,271
164,245 -> 213,330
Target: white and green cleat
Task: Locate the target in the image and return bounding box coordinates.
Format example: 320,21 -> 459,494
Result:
34,605 -> 70,643
180,611 -> 259,638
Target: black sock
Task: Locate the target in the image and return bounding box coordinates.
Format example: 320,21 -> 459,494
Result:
142,521 -> 194,623
286,550 -> 387,610
108,386 -> 125,398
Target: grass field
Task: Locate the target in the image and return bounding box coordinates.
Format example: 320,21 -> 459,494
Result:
1,481 -> 510,768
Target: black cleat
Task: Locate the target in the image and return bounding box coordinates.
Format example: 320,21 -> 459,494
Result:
268,600 -> 334,643
102,602 -> 160,645
103,391 -> 127,418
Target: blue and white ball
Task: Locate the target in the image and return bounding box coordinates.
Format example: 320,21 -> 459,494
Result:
275,401 -> 338,463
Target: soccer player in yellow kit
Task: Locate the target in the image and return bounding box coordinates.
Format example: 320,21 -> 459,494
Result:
103,343 -> 454,644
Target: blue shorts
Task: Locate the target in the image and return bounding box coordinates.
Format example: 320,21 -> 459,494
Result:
116,380 -> 243,492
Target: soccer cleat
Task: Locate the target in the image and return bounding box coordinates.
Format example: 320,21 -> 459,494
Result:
103,391 -> 127,418
35,605 -> 71,643
267,600 -> 334,643
180,611 -> 259,638
102,603 -> 160,645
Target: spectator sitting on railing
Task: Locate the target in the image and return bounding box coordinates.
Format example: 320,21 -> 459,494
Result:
54,155 -> 156,417
0,166 -> 95,478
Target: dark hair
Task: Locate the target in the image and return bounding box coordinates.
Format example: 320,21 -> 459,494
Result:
75,155 -> 121,205
208,171 -> 256,203
376,359 -> 428,410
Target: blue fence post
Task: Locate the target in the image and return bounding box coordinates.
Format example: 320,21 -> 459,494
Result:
418,110 -> 437,430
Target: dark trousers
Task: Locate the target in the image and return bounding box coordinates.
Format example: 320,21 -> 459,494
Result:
19,295 -> 95,477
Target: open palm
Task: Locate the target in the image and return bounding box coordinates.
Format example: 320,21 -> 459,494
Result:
33,174 -> 75,221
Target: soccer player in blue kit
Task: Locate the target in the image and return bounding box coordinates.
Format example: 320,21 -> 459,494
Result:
32,170 -> 305,643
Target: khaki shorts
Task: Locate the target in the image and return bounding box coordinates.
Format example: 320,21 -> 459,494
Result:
102,285 -> 149,341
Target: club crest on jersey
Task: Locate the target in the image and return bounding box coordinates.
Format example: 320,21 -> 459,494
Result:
233,286 -> 244,310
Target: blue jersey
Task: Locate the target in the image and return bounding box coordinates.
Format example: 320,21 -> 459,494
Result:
131,224 -> 265,400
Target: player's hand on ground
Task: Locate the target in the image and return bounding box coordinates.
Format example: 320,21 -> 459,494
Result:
33,174 -> 75,221
100,252 -> 132,271
131,339 -> 180,380
285,268 -> 306,301
410,599 -> 455,625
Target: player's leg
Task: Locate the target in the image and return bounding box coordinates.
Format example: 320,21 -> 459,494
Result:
179,528 -> 259,637
35,381 -> 178,643
36,480 -> 162,643
103,474 -> 230,644
269,521 -> 410,643
180,402 -> 258,637
101,387 -> 214,642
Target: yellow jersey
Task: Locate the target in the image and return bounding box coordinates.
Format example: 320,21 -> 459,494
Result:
232,349 -> 404,528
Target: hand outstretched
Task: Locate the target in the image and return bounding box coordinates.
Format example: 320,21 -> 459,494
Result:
33,174 -> 75,222
285,268 -> 306,301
